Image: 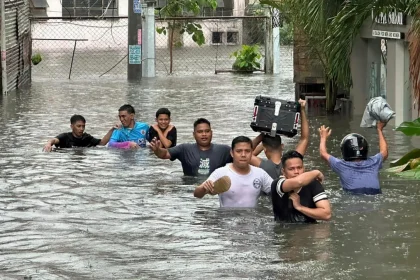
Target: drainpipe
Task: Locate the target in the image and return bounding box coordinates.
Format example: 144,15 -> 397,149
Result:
0,0 -> 8,94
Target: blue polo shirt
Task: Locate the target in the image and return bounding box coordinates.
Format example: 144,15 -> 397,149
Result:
109,121 -> 149,147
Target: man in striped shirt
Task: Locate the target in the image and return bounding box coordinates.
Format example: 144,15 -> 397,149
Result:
271,150 -> 331,223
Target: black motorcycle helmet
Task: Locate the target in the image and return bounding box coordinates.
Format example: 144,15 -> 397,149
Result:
340,133 -> 369,161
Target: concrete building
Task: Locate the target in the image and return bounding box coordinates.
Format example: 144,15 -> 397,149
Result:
351,12 -> 413,126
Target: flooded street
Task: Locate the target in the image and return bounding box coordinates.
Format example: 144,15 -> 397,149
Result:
1,50 -> 420,279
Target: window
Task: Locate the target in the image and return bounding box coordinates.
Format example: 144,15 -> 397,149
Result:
212,32 -> 223,44
227,32 -> 238,44
62,0 -> 118,18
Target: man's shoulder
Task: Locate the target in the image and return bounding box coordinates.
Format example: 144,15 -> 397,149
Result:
134,122 -> 149,129
56,132 -> 72,140
169,143 -> 196,151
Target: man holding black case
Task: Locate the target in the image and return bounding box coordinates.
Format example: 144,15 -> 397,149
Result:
250,98 -> 309,179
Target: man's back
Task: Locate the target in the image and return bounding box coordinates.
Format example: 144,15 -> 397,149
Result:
259,159 -> 282,179
328,153 -> 383,194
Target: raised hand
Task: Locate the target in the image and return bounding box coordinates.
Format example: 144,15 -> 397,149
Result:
318,125 -> 332,139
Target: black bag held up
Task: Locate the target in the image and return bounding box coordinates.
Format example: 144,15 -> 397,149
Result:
250,95 -> 301,138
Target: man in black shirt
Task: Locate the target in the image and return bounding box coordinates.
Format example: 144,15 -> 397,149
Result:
271,150 -> 331,223
43,115 -> 117,152
146,108 -> 177,148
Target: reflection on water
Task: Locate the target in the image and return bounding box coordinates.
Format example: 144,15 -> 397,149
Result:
1,57 -> 420,279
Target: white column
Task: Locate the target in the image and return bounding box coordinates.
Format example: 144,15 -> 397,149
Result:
142,1 -> 155,77
272,10 -> 280,74
386,40 -> 407,126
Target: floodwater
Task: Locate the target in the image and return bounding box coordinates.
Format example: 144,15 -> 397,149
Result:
1,50 -> 420,279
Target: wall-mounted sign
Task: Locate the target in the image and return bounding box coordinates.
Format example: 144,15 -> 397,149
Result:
133,0 -> 142,14
129,45 -> 142,64
372,30 -> 405,40
373,11 -> 406,26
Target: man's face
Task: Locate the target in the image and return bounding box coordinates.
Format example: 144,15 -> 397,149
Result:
231,142 -> 252,169
71,120 -> 86,138
156,114 -> 170,130
193,123 -> 212,147
119,110 -> 134,127
282,157 -> 304,179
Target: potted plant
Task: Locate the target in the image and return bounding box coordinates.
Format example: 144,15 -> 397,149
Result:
230,44 -> 262,73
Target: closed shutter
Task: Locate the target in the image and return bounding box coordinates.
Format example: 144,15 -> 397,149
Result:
3,0 -> 31,92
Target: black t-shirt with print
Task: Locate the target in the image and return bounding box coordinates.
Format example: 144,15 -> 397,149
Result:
271,178 -> 328,223
55,132 -> 101,148
146,126 -> 177,147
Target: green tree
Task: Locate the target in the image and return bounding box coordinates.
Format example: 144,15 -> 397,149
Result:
261,0 -> 345,112
156,0 -> 218,73
261,0 -> 420,113
325,0 -> 420,113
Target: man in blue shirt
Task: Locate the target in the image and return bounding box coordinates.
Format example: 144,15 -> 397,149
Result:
319,122 -> 388,194
109,104 -> 149,149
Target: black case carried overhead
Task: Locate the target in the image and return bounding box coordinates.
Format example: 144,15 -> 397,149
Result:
250,95 -> 301,138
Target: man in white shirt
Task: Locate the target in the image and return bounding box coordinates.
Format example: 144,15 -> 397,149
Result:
194,136 -> 273,208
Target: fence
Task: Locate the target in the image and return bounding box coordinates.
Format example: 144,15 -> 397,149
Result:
30,16 -> 269,79
0,0 -> 31,93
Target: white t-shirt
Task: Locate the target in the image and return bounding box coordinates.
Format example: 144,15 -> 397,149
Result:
208,164 -> 273,208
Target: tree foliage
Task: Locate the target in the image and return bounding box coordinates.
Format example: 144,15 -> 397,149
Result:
157,0 -> 218,73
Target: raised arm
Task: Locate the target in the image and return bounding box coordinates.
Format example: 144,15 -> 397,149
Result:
149,137 -> 171,159
377,122 -> 388,161
43,138 -> 60,152
252,133 -> 264,156
295,99 -> 309,155
280,170 -> 324,193
99,125 -> 119,146
319,125 -> 332,162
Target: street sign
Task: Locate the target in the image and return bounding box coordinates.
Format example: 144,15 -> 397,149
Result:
372,30 -> 404,40
133,0 -> 142,14
129,45 -> 141,64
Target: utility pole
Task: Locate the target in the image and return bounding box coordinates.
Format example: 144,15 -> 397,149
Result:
127,0 -> 142,81
0,0 -> 8,94
142,0 -> 155,77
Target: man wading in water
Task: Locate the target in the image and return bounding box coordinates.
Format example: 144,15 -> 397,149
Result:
150,118 -> 232,176
194,136 -> 273,208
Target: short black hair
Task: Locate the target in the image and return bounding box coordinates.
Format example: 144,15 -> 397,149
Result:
156,108 -> 171,118
118,104 -> 135,114
262,135 -> 282,150
70,115 -> 86,124
193,118 -> 211,129
281,150 -> 304,167
231,136 -> 253,150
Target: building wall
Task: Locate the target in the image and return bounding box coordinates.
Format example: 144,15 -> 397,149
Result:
350,13 -> 413,125
46,0 -> 129,17
1,0 -> 31,93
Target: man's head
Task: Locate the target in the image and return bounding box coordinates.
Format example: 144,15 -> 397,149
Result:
262,135 -> 283,154
193,118 -> 212,147
340,133 -> 368,161
281,150 -> 304,179
118,104 -> 135,128
70,115 -> 86,138
155,108 -> 171,130
231,136 -> 253,169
